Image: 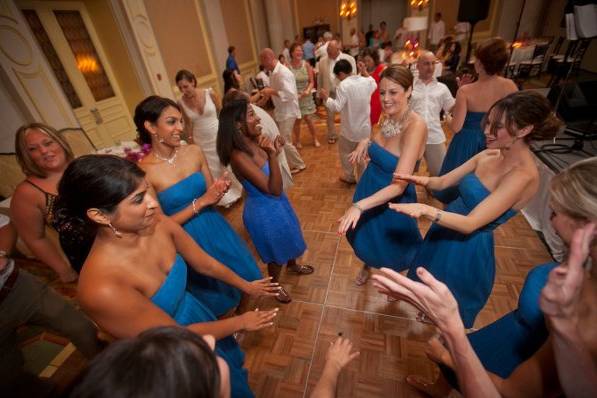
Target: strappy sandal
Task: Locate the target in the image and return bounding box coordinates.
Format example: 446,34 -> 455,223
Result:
327,137 -> 337,144
275,286 -> 292,303
288,264 -> 315,275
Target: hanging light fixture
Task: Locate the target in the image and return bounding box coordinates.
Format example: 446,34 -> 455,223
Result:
340,1 -> 357,19
410,0 -> 430,9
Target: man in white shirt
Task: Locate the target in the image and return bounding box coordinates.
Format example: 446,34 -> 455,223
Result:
318,59 -> 376,183
349,28 -> 359,57
315,31 -> 333,60
316,40 -> 357,144
260,48 -> 306,173
428,12 -> 446,52
410,51 -> 455,176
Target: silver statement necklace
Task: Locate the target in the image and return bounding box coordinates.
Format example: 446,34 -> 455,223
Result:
153,148 -> 178,166
380,109 -> 411,138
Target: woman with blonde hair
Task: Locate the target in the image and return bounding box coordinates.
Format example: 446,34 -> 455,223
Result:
11,123 -> 78,281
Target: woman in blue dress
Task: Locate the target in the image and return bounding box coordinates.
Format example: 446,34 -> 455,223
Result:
435,38 -> 518,203
55,155 -> 280,398
337,65 -> 428,286
217,97 -> 314,304
135,96 -> 278,315
391,91 -> 562,329
376,157 -> 595,398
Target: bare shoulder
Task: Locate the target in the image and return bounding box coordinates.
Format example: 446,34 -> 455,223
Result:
77,257 -> 132,312
406,113 -> 427,137
499,76 -> 518,92
11,181 -> 43,209
181,143 -> 203,157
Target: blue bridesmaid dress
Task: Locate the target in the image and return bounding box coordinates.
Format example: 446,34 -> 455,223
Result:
239,163 -> 306,265
409,173 -> 517,328
158,173 -> 262,317
434,112 -> 486,203
151,255 -> 254,397
467,262 -> 557,376
346,142 -> 422,270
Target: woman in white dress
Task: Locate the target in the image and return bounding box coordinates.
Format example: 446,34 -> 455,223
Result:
176,69 -> 242,207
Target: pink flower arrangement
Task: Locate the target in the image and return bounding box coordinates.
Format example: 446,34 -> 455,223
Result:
124,143 -> 152,163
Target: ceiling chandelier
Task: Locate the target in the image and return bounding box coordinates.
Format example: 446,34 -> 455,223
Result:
410,0 -> 430,8
340,1 -> 357,19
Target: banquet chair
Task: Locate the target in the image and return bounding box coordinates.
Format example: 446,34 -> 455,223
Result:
59,127 -> 97,158
0,153 -> 26,198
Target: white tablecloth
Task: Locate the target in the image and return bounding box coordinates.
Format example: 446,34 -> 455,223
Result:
521,155 -> 566,261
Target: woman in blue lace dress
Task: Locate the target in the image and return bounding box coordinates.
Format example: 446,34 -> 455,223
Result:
435,38 -> 518,203
391,91 -> 561,329
217,97 -> 314,304
337,65 -> 428,286
55,155 -> 280,398
135,96 -> 276,313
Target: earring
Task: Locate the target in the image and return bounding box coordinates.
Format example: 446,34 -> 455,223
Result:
108,222 -> 123,238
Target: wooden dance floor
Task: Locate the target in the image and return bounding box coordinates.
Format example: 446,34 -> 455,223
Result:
221,111 -> 553,397
30,108 -> 552,397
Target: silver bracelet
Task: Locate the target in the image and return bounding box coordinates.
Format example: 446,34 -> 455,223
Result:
352,203 -> 364,213
192,198 -> 199,215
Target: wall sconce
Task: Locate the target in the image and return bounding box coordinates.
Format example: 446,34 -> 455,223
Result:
340,1 -> 357,19
410,0 -> 430,9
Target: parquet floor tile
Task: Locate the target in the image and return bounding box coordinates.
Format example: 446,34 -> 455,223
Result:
39,108 -> 554,397
232,113 -> 555,397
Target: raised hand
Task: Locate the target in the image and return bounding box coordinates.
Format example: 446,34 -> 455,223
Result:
258,134 -> 276,156
540,223 -> 595,333
389,203 -> 432,219
456,73 -> 475,88
202,180 -> 226,205
357,61 -> 369,77
274,135 -> 285,154
371,267 -> 464,333
244,276 -> 282,297
325,337 -> 360,371
318,88 -> 329,101
241,308 -> 279,331
392,173 -> 430,187
338,205 -> 363,235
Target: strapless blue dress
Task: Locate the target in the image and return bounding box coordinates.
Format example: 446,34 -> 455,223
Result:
239,163 -> 306,265
158,173 -> 262,317
346,142 -> 422,270
409,173 -> 517,328
151,255 -> 254,397
435,112 -> 486,203
440,261 -> 557,388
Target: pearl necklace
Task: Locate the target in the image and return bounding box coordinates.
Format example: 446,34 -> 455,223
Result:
380,109 -> 411,138
153,148 -> 178,166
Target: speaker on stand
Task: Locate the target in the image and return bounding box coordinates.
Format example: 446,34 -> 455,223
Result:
457,0 -> 491,64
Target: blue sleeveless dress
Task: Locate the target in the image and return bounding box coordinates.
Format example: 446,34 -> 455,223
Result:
346,142 -> 422,270
435,112 -> 486,203
439,261 -> 557,388
409,173 -> 517,328
151,255 -> 254,397
158,173 -> 262,317
239,163 -> 306,265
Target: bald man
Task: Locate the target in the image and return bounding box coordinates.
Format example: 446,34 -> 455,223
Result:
410,51 -> 455,176
316,40 -> 356,143
260,48 -> 306,172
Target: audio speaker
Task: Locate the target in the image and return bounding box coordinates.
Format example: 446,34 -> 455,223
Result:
457,0 -> 491,23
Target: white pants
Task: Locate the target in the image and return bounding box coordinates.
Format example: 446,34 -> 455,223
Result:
277,117 -> 305,170
424,142 -> 447,176
338,135 -> 364,182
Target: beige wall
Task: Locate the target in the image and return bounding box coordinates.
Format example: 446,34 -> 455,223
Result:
295,0 -> 339,36
85,0 -> 144,114
221,0 -> 256,66
144,0 -> 212,86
